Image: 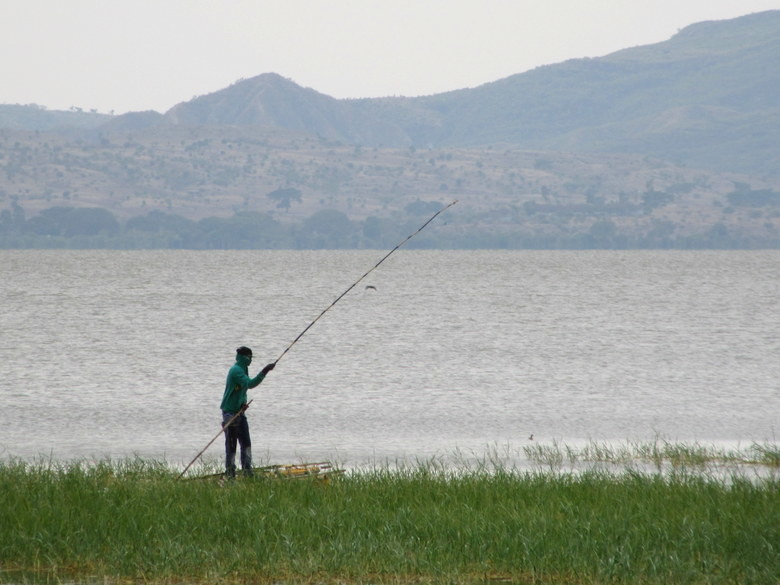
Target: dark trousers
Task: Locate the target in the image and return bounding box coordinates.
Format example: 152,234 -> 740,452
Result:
222,411 -> 252,477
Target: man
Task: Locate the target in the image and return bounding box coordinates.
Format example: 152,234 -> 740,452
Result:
220,346 -> 275,478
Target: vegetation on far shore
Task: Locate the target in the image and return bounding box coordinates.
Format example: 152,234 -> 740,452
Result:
2,199 -> 779,250
1,441 -> 778,585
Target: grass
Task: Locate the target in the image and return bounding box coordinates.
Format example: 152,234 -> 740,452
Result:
522,438 -> 780,473
0,450 -> 778,585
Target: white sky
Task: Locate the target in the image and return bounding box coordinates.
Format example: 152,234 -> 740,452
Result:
2,0 -> 779,114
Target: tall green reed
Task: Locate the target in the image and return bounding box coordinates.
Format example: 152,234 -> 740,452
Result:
523,437 -> 780,474
1,455 -> 777,584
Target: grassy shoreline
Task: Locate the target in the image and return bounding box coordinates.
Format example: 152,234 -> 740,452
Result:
1,448 -> 778,585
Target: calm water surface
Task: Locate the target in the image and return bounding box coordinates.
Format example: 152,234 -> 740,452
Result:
1,250 -> 778,468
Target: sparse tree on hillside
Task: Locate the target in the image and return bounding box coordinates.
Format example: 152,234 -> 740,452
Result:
267,187 -> 302,212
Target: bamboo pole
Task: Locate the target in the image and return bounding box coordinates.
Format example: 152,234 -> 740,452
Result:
178,399 -> 253,479
179,200 -> 457,480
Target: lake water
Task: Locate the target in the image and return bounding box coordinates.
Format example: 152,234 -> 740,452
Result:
1,250 -> 778,469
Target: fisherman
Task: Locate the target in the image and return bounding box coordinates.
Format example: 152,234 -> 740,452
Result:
220,346 -> 275,478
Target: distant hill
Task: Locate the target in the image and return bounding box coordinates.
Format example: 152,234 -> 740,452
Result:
160,10 -> 780,176
164,74 -> 411,146
0,104 -> 110,131
2,10 -> 778,176
99,110 -> 165,132
1,11 -> 779,249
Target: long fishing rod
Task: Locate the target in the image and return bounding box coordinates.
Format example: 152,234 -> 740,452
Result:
273,199 -> 458,365
178,200 -> 456,479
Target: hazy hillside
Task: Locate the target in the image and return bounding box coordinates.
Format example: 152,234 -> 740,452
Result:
0,104 -> 110,131
2,119 -> 778,248
3,10 -> 778,175
358,10 -> 780,175
165,74 -> 412,147
1,10 -> 779,249
161,10 -> 780,176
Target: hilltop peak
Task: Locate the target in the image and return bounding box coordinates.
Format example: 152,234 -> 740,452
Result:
163,71 -> 409,145
164,72 -> 334,126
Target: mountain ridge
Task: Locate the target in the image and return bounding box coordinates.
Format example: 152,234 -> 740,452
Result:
3,10 -> 778,175
1,11 -> 779,248
156,10 -> 780,175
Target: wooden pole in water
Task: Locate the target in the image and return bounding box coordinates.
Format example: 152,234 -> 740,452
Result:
178,400 -> 253,479
273,199 -> 458,365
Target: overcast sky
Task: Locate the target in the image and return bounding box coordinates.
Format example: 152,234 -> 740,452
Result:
2,1 -> 778,114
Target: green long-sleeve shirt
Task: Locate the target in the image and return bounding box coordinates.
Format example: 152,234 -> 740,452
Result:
220,354 -> 267,413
